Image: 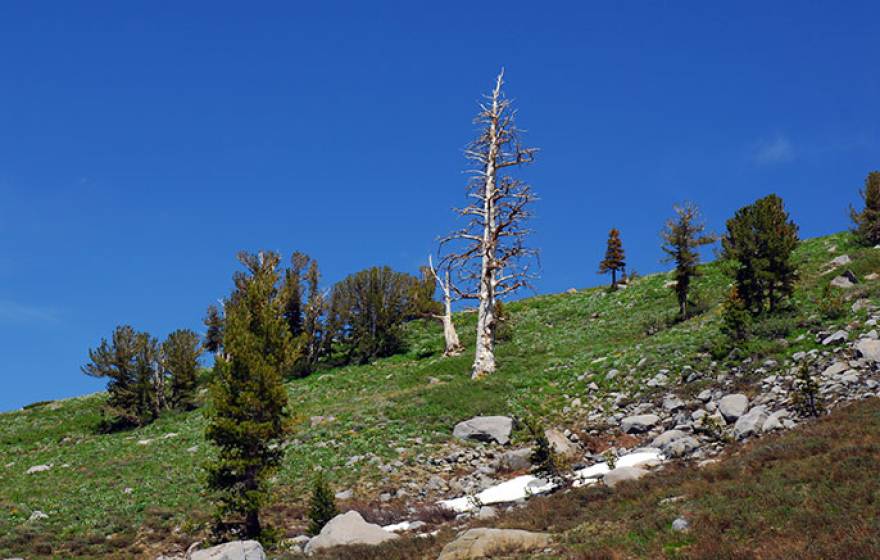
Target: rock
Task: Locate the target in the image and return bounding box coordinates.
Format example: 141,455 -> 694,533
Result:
453,416 -> 514,445
827,255 -> 852,268
830,271 -> 857,289
477,505 -> 498,520
822,330 -> 849,345
762,410 -> 789,432
672,517 -> 690,532
855,338 -> 880,363
437,528 -> 552,560
26,464 -> 51,474
620,414 -> 660,434
822,361 -> 849,377
190,541 -> 266,560
499,448 -> 533,471
545,428 -> 579,457
696,389 -> 713,402
852,298 -> 873,312
734,406 -> 769,440
647,373 -> 669,387
28,510 -> 48,522
304,511 -> 398,553
718,394 -> 749,422
662,395 -> 685,412
334,489 -> 353,501
651,430 -> 687,449
604,466 -> 648,487
665,436 -> 700,458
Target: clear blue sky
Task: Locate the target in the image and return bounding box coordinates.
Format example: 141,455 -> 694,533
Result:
1,2 -> 878,411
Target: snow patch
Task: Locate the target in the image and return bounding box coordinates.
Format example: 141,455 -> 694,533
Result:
439,474 -> 556,513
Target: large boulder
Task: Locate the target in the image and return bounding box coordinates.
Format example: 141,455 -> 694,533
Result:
304,511 -> 398,553
734,406 -> 769,440
718,394 -> 749,422
856,338 -> 880,363
190,541 -> 265,560
604,466 -> 648,487
437,528 -> 552,560
453,416 -> 514,445
620,414 -> 660,434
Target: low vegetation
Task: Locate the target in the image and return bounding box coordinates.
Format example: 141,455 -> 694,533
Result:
3,229 -> 880,558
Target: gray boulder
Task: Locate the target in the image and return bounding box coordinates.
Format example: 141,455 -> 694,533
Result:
651,429 -> 687,449
304,511 -> 398,553
856,338 -> 880,363
822,330 -> 849,345
604,466 -> 648,487
734,406 -> 769,440
665,436 -> 700,458
437,528 -> 551,560
499,448 -> 533,471
620,414 -> 660,434
453,416 -> 514,445
190,541 -> 265,560
830,273 -> 856,289
718,394 -> 749,422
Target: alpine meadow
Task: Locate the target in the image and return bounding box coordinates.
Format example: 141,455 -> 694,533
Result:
2,4 -> 880,560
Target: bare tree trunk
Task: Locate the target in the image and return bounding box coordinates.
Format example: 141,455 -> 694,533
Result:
429,257 -> 463,356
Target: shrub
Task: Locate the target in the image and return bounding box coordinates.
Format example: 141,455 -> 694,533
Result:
720,289 -> 751,342
792,361 -> 821,417
819,284 -> 846,320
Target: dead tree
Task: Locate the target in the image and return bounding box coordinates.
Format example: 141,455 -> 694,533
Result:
442,70 -> 538,379
428,255 -> 463,356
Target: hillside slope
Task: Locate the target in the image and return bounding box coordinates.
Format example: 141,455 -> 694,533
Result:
2,231 -> 879,559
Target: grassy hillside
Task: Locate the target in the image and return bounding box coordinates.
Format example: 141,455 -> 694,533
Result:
2,231 -> 879,558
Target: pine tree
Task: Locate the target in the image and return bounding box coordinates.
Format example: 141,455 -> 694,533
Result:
302,257 -> 326,375
661,203 -> 716,319
162,329 -> 202,411
82,325 -> 161,430
850,171 -> 880,246
282,252 -> 310,339
599,228 -> 626,289
722,194 -> 798,313
206,251 -> 301,538
308,472 -> 338,535
203,305 -> 225,358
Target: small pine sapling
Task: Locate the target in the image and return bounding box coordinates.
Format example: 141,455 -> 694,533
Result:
524,418 -> 559,478
793,361 -> 822,417
308,472 -> 339,536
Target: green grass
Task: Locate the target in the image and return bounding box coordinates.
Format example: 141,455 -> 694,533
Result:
2,231 -> 880,558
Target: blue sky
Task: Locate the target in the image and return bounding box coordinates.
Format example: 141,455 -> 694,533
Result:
1,2 -> 878,411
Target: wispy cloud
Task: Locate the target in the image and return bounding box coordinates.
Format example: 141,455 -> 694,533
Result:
753,134 -> 795,165
0,300 -> 61,324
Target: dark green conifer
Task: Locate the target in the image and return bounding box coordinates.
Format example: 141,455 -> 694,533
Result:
206,251 -> 301,538
850,171 -> 880,246
599,228 -> 626,289
722,194 -> 798,313
162,329 -> 202,410
82,325 -> 161,430
203,305 -> 225,357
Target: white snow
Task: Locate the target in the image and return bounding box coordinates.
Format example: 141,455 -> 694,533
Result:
573,449 -> 663,481
382,521 -> 414,532
439,474 -> 557,513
